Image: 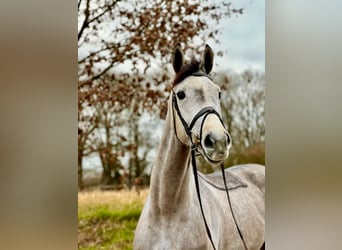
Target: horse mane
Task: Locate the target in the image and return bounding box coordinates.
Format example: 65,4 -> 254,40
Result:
172,60 -> 200,87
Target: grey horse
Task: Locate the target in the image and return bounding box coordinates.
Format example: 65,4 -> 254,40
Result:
133,44 -> 265,250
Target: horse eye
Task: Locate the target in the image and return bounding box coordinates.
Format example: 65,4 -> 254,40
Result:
219,92 -> 222,99
177,91 -> 186,100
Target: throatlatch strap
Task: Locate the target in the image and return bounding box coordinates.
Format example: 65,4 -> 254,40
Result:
192,148 -> 216,250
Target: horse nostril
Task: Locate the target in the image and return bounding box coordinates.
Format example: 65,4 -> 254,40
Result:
227,134 -> 231,145
204,134 -> 215,148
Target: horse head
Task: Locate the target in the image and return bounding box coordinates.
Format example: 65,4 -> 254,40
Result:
171,44 -> 232,166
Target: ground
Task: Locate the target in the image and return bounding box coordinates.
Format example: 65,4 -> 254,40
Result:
78,189 -> 148,250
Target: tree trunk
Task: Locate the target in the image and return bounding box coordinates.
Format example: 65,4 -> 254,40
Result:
78,152 -> 84,190
134,118 -> 140,179
100,151 -> 110,184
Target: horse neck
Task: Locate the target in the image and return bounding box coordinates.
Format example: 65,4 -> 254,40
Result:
149,97 -> 192,216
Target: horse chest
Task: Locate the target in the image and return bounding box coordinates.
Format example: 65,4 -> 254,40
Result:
156,223 -> 209,250
135,208 -> 210,250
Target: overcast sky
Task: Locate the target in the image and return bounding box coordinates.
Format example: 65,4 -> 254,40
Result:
214,0 -> 265,72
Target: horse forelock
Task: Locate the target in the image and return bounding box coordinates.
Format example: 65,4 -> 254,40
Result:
172,60 -> 201,87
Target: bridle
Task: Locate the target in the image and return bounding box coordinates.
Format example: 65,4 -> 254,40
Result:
171,73 -> 248,250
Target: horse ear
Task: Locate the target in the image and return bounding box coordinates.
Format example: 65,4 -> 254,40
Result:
172,43 -> 184,73
202,44 -> 214,74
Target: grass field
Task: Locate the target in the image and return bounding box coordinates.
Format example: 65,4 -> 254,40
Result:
78,189 -> 149,250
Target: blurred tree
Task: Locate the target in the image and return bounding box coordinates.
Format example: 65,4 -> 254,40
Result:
219,69 -> 265,167
127,112 -> 151,188
78,105 -> 98,190
78,0 -> 243,188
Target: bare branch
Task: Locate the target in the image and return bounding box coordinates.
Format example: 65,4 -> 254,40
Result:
78,0 -> 90,41
78,43 -> 116,64
91,61 -> 116,81
78,122 -> 98,156
78,0 -> 82,10
87,9 -> 108,25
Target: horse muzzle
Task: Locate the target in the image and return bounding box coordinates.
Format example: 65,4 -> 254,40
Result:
200,115 -> 232,165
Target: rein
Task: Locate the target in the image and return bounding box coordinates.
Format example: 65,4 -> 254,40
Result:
171,80 -> 248,250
